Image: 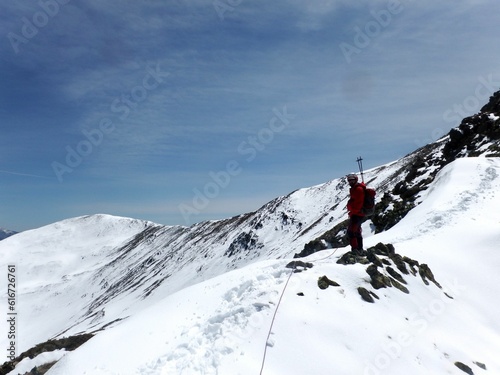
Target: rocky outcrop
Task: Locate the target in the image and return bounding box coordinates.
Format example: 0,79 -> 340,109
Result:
335,243 -> 443,303
317,275 -> 340,289
297,91 -> 500,256
225,231 -> 262,258
0,334 -> 93,375
304,242 -> 445,304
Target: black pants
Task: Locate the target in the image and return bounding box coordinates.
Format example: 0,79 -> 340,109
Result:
347,215 -> 363,250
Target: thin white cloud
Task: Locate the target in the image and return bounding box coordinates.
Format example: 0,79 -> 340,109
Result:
0,170 -> 50,179
2,0 -> 500,230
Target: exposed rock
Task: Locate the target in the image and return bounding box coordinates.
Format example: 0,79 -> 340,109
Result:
454,361 -> 474,375
357,287 -> 378,303
24,361 -> 57,375
473,361 -> 487,370
294,239 -> 326,258
444,93 -> 500,161
403,256 -> 420,275
0,334 -> 94,375
0,361 -> 14,374
389,253 -> 410,275
366,250 -> 384,267
336,251 -> 369,265
295,220 -> 350,258
386,266 -> 407,285
419,264 -> 442,288
225,231 -> 262,257
389,277 -> 410,294
306,242 -> 444,306
286,260 -> 314,272
318,275 -> 340,289
381,258 -> 391,266
366,265 -> 392,289
372,196 -> 417,233
296,91 -> 500,253
372,243 -> 396,256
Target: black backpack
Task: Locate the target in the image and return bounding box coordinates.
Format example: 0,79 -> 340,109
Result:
362,185 -> 376,216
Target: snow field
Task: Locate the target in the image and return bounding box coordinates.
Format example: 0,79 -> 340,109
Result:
0,215 -> 155,352
262,253 -> 457,375
373,158 -> 500,374
47,260 -> 293,375
1,157 -> 499,374
48,242 -> 461,375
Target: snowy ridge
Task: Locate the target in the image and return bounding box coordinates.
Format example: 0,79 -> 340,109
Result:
0,90 -> 499,373
0,157 -> 409,353
0,158 -> 499,374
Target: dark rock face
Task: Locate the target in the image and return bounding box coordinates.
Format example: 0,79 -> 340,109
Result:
386,266 -> 406,285
0,334 -> 93,375
310,243 -> 428,303
473,361 -> 487,370
296,91 -> 500,254
318,275 -> 340,289
454,361 -> 474,375
418,263 -> 442,288
309,242 -> 437,302
225,231 -> 263,258
334,243 -> 442,303
366,264 -> 393,289
443,92 -> 500,161
286,260 -> 314,273
357,287 -> 378,303
294,220 -> 350,258
366,251 -> 384,267
336,251 -> 370,266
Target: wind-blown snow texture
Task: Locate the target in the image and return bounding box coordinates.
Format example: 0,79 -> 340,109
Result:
1,92 -> 499,374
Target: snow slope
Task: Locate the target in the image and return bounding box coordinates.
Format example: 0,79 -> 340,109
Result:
0,215 -> 160,351
2,157 -> 497,374
0,155 -> 413,358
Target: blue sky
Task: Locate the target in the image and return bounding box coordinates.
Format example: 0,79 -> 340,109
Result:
1,0 -> 500,232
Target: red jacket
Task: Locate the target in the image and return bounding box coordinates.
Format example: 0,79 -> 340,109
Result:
347,182 -> 365,217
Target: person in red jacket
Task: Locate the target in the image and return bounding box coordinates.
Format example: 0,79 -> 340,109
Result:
346,173 -> 365,254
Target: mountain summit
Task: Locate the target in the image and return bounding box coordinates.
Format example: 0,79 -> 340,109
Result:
0,91 -> 499,375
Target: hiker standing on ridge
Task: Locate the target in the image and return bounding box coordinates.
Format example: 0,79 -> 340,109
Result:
346,173 -> 365,255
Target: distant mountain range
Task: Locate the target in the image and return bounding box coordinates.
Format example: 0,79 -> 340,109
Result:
0,228 -> 17,241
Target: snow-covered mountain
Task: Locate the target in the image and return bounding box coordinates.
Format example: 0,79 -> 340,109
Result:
0,92 -> 499,375
0,229 -> 17,241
